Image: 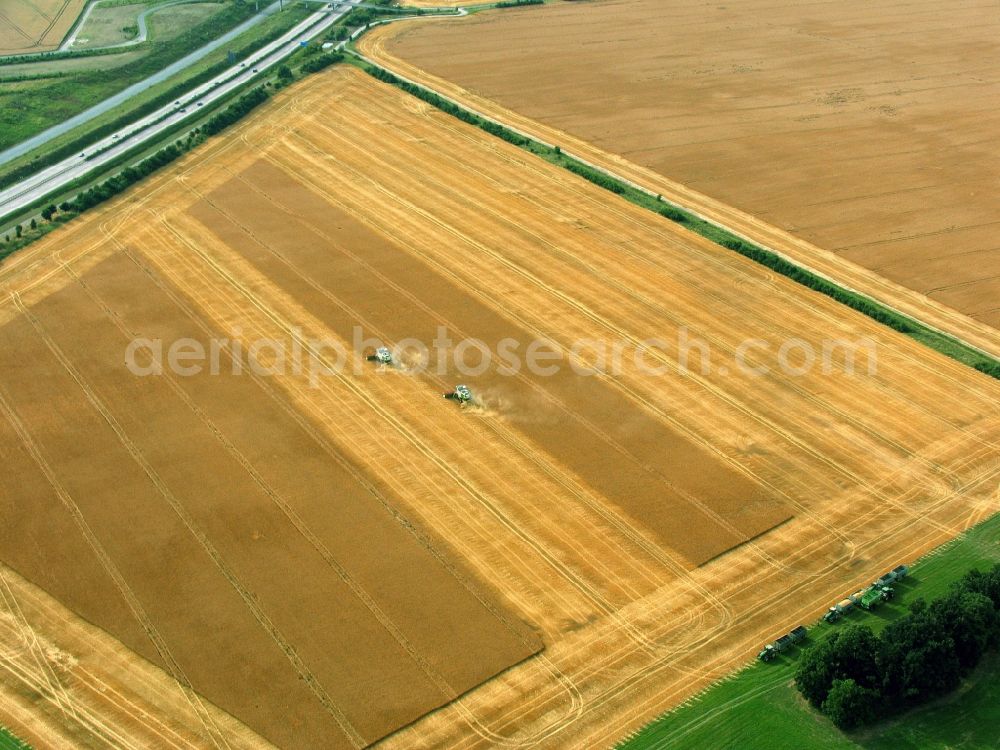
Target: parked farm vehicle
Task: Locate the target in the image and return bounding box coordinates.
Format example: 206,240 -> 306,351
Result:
825,563 -> 908,620
875,564 -> 909,589
860,587 -> 886,610
758,625 -> 807,662
823,597 -> 856,623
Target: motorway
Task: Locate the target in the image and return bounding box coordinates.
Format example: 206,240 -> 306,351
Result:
1,0 -> 289,167
0,5 -> 350,220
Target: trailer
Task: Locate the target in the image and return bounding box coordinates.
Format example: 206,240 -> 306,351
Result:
875,565 -> 910,589
860,585 -> 893,610
823,597 -> 856,623
825,564 -> 909,623
758,625 -> 807,662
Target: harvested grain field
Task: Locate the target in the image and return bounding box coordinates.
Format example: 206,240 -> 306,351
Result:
368,0 -> 1000,349
0,0 -> 87,55
1,65 -> 998,748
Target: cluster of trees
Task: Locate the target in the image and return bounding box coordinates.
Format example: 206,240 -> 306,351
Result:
563,161 -> 626,195
496,0 -> 544,7
346,0 -> 411,27
70,143 -> 185,212
658,205 -> 689,224
796,564 -> 1000,730
974,360 -> 1000,378
300,52 -> 344,75
201,86 -> 269,137
0,71 -> 70,84
366,66 -> 529,148
0,45 -> 124,67
2,201 -> 66,256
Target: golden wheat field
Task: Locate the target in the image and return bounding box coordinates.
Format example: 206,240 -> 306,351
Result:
0,66 -> 997,747
0,0 -> 86,55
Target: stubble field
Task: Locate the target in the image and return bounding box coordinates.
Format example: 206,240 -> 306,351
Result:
370,0 -> 1000,350
0,0 -> 87,55
0,67 -> 998,748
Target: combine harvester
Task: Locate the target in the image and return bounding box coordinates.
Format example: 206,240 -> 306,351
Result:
824,564 -> 909,623
757,625 -> 807,662
443,384 -> 473,405
366,346 -> 393,365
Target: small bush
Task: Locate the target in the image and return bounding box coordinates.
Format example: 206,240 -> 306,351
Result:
300,52 -> 343,75
659,206 -> 688,223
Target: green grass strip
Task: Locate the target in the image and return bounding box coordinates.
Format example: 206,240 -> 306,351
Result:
0,727 -> 31,750
0,54 -> 348,259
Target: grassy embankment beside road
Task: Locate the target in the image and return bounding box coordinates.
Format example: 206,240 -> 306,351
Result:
0,1 -> 311,186
0,1 -> 255,149
0,28 -> 351,259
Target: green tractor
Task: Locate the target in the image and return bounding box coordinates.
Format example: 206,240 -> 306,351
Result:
758,626 -> 807,662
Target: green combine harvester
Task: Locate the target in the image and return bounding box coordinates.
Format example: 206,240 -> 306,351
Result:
366,346 -> 393,365
444,384 -> 473,404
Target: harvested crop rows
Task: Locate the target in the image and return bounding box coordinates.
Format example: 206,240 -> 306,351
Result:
0,0 -> 87,55
371,0 -> 1000,344
0,67 -> 998,748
